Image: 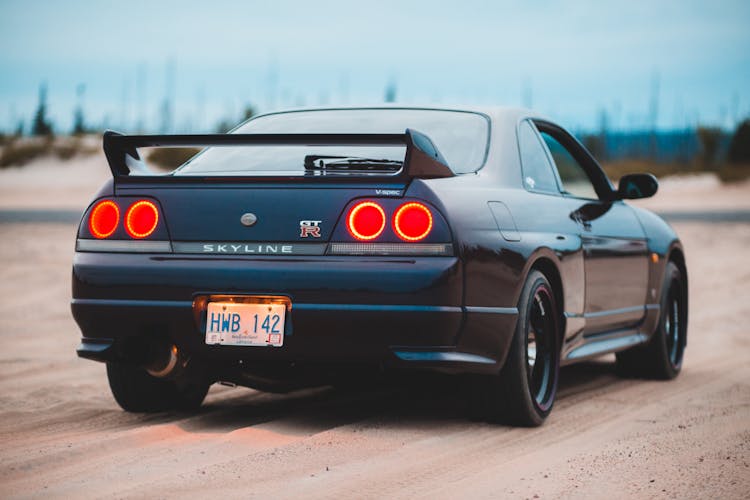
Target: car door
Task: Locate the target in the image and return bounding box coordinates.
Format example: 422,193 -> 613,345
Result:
533,121 -> 650,335
514,120 -> 586,341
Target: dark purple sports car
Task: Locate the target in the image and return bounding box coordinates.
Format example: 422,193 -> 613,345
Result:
72,107 -> 688,426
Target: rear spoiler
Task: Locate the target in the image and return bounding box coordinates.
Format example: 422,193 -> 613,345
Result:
102,128 -> 454,180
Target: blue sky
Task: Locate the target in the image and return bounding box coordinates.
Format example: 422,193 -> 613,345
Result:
1,0 -> 749,133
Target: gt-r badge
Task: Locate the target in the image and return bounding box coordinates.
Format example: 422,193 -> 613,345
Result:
240,213 -> 258,227
299,220 -> 322,238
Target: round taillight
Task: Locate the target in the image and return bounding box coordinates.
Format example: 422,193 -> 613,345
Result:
347,201 -> 386,241
393,202 -> 433,242
88,200 -> 120,239
125,200 -> 159,239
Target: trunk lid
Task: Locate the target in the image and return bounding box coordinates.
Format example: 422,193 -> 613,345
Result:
116,181 -> 407,242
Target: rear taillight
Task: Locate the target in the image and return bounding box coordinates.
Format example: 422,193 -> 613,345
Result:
125,200 -> 159,239
79,198 -> 170,253
347,201 -> 386,241
88,200 -> 120,239
393,202 -> 433,241
330,199 -> 450,255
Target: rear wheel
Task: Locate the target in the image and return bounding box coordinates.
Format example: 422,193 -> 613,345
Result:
616,261 -> 687,379
106,362 -> 210,412
473,270 -> 561,426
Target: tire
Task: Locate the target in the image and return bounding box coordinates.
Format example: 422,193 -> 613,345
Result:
616,261 -> 687,379
106,362 -> 210,413
472,270 -> 561,426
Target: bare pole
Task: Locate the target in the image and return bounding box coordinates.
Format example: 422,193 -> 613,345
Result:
266,53 -> 279,111
648,70 -> 660,159
339,72 -> 350,105
196,85 -> 206,133
522,77 -> 533,109
120,77 -> 130,131
136,63 -> 147,133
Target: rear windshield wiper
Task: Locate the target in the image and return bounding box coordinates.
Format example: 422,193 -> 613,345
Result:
304,155 -> 403,172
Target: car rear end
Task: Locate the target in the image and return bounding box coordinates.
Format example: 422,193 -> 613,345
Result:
73,179 -> 464,370
72,108 -> 495,388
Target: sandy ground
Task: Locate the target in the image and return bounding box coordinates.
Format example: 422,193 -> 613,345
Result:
0,155 -> 749,499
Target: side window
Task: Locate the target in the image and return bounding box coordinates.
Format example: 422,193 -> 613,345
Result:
540,132 -> 598,200
517,121 -> 560,194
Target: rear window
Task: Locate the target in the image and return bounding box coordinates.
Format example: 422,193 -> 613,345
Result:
175,108 -> 490,176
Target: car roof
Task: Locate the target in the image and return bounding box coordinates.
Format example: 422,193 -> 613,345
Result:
242,105 -> 550,133
236,106 -> 558,183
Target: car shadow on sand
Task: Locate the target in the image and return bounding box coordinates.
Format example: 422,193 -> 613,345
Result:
168,359 -> 625,435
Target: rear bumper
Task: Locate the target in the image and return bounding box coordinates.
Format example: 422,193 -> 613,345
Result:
72,252 -> 518,374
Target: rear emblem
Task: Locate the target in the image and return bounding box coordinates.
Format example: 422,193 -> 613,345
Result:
240,213 -> 258,227
300,220 -> 322,238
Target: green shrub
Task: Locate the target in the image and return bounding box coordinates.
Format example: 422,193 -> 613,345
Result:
0,136 -> 98,167
600,160 -> 693,182
696,127 -> 722,169
53,139 -> 80,160
145,147 -> 202,171
0,139 -> 51,167
716,163 -> 750,183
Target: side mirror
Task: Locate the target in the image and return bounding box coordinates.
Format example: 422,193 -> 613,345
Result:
616,173 -> 658,200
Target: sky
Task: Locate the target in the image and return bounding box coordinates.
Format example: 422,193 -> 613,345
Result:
1,0 -> 749,134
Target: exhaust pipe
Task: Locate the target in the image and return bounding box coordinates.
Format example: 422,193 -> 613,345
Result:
146,344 -> 186,378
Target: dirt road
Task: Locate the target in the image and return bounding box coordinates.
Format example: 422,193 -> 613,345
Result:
0,159 -> 748,499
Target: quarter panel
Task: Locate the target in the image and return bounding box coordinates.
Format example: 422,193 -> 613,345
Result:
423,174 -> 586,342
630,205 -> 683,307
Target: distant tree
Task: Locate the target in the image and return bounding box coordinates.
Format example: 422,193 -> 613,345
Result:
72,109 -> 86,135
31,83 -> 54,136
596,107 -> 610,161
214,105 -> 256,133
696,126 -> 722,170
159,98 -> 173,134
14,120 -> 24,137
72,83 -> 87,135
242,105 -> 256,122
215,118 -> 234,134
727,119 -> 750,165
384,81 -> 397,103
583,135 -> 607,161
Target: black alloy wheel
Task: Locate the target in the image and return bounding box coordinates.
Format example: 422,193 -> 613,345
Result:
525,283 -> 557,414
473,270 -> 561,426
616,261 -> 687,379
664,274 -> 685,370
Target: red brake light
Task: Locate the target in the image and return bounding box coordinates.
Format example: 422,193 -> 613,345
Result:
347,201 -> 386,241
125,200 -> 159,239
393,202 -> 433,242
88,200 -> 120,239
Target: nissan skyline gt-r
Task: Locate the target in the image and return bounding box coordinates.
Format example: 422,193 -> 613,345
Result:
72,106 -> 688,426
